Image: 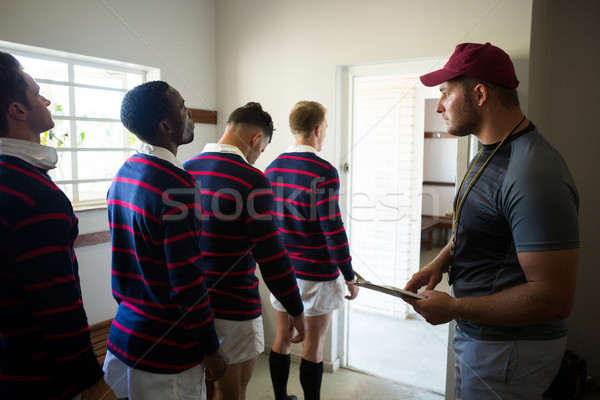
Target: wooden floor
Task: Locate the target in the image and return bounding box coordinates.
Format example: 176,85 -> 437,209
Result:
90,319 -> 111,365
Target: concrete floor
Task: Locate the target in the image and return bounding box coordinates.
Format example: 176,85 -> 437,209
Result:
347,310 -> 449,395
345,244 -> 451,396
246,352 -> 444,400
246,311 -> 447,400
246,245 -> 448,400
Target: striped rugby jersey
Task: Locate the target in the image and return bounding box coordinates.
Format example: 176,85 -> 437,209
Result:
107,152 -> 219,374
0,154 -> 103,399
183,146 -> 303,321
265,147 -> 354,282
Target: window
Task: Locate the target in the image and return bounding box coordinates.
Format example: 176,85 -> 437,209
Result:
1,41 -> 155,207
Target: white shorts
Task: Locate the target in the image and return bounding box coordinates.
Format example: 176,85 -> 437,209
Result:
214,316 -> 264,364
103,350 -> 206,400
270,276 -> 345,317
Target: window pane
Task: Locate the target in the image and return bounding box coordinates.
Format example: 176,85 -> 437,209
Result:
39,83 -> 70,116
49,153 -> 74,183
56,184 -> 73,200
78,181 -> 112,203
41,119 -> 71,149
50,152 -> 73,182
15,56 -> 68,81
126,73 -> 143,88
75,65 -> 132,89
75,121 -> 129,149
53,150 -> 73,182
77,151 -> 130,181
128,132 -> 139,148
74,87 -> 123,119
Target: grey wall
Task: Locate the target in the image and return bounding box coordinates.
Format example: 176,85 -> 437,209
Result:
529,0 -> 600,376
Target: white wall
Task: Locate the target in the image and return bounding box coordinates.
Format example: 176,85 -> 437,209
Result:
423,140 -> 458,184
421,184 -> 455,217
216,0 -> 533,370
425,98 -> 447,133
422,98 -> 456,216
216,1 -> 532,172
529,0 -> 600,377
0,0 -> 218,324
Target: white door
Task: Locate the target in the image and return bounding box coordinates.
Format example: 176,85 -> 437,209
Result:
344,71 -> 423,316
340,61 -> 450,395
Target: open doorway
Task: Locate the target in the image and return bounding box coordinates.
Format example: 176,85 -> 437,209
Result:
339,62 -> 451,396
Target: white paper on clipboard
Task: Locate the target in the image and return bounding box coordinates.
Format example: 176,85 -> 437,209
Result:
351,272 -> 425,300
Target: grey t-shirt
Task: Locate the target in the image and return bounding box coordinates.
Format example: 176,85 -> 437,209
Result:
452,123 -> 579,340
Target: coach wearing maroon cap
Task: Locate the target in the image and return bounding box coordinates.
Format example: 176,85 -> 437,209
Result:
404,43 -> 579,400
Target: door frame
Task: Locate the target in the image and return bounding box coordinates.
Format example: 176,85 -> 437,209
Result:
335,58 -> 476,400
336,57 -> 448,367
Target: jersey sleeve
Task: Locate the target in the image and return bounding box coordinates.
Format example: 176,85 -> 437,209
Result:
161,186 -> 220,355
245,176 -> 304,316
316,167 -> 354,281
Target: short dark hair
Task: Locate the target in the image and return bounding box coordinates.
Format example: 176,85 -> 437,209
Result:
289,101 -> 326,139
452,76 -> 520,108
120,80 -> 171,143
227,102 -> 274,140
0,51 -> 29,135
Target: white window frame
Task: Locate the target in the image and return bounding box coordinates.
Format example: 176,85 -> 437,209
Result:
0,40 -> 159,209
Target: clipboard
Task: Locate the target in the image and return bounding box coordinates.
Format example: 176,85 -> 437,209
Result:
352,271 -> 425,300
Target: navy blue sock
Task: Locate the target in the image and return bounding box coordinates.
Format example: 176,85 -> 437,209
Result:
269,350 -> 292,400
300,358 -> 323,400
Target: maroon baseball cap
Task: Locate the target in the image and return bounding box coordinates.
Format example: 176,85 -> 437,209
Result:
420,42 -> 519,88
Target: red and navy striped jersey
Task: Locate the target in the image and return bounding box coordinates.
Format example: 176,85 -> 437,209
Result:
0,154 -> 103,399
265,150 -> 354,282
183,150 -> 303,321
107,153 -> 219,374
